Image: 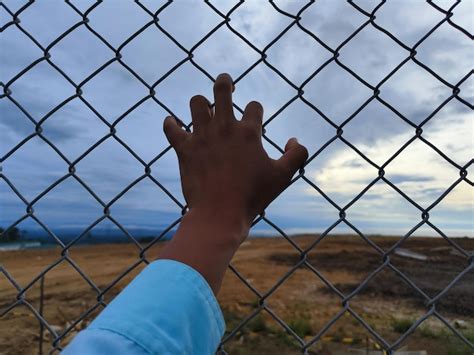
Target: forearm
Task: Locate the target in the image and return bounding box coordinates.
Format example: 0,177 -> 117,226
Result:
158,208 -> 251,294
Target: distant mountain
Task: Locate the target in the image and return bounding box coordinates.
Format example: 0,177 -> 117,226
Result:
18,226 -> 176,244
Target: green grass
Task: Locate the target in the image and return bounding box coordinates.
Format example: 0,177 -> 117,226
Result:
274,328 -> 299,348
419,325 -> 440,339
288,317 -> 313,338
392,317 -> 414,334
248,314 -> 267,333
442,329 -> 474,355
222,308 -> 243,336
249,298 -> 260,309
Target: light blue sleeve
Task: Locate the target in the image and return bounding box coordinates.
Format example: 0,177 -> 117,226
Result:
62,259 -> 225,355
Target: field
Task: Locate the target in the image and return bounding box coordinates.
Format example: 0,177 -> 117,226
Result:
1,235 -> 473,354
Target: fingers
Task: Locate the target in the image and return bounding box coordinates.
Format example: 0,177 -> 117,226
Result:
276,138 -> 308,178
163,116 -> 189,149
213,73 -> 235,121
242,101 -> 263,129
190,95 -> 212,134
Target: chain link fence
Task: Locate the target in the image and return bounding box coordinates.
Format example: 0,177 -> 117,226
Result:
0,0 -> 473,354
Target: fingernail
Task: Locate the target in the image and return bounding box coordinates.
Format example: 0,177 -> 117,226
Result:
217,73 -> 234,90
217,73 -> 231,79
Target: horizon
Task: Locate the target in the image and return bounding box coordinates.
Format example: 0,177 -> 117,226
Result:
2,224 -> 472,243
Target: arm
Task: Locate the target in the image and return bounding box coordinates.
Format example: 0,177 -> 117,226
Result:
62,73 -> 307,354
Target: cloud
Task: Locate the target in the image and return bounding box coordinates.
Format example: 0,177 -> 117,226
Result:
0,1 -> 472,238
305,103 -> 472,235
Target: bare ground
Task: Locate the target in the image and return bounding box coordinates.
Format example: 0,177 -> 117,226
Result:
1,235 -> 473,354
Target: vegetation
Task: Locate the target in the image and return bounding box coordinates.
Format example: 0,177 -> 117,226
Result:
248,314 -> 267,333
419,325 -> 440,339
0,227 -> 22,243
441,329 -> 474,355
392,317 -> 414,334
249,298 -> 260,309
288,316 -> 313,338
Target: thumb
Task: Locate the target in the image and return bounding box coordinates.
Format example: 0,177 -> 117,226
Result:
276,138 -> 308,178
163,116 -> 188,149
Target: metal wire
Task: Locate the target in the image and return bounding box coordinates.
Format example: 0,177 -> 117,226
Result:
0,1 -> 473,354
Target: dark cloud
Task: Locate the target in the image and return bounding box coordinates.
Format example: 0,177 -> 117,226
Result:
0,1 -> 472,237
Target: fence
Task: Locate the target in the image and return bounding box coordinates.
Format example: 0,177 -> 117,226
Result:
0,0 -> 473,354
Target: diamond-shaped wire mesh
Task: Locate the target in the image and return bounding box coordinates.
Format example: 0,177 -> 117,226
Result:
0,0 -> 473,354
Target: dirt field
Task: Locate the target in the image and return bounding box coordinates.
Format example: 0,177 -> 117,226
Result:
1,235 -> 473,354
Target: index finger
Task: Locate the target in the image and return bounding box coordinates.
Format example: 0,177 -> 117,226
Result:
213,73 -> 235,121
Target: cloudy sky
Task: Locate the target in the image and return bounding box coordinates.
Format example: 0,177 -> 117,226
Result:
0,0 -> 472,242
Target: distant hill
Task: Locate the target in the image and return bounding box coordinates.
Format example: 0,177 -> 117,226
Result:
1,226 -> 176,245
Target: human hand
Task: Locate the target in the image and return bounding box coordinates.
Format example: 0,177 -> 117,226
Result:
163,73 -> 308,241
160,73 -> 308,293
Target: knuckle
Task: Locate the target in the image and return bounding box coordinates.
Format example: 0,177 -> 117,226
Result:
193,131 -> 205,141
214,78 -> 232,92
298,145 -> 309,161
217,122 -> 232,136
241,122 -> 259,140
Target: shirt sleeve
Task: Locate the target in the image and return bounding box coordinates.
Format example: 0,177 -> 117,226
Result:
62,259 -> 226,355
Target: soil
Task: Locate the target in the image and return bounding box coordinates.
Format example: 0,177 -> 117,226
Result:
1,235 -> 473,354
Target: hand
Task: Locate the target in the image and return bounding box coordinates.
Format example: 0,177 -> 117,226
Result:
163,73 -> 308,242
159,73 -> 308,294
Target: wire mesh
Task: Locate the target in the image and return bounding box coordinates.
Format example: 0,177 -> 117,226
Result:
0,0 -> 473,354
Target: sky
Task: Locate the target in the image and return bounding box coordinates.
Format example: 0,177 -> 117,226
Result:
0,0 -> 473,242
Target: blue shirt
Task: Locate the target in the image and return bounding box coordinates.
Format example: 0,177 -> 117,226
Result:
62,259 -> 225,354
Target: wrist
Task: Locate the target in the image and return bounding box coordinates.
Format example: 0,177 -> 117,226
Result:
158,205 -> 251,294
182,207 -> 251,247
